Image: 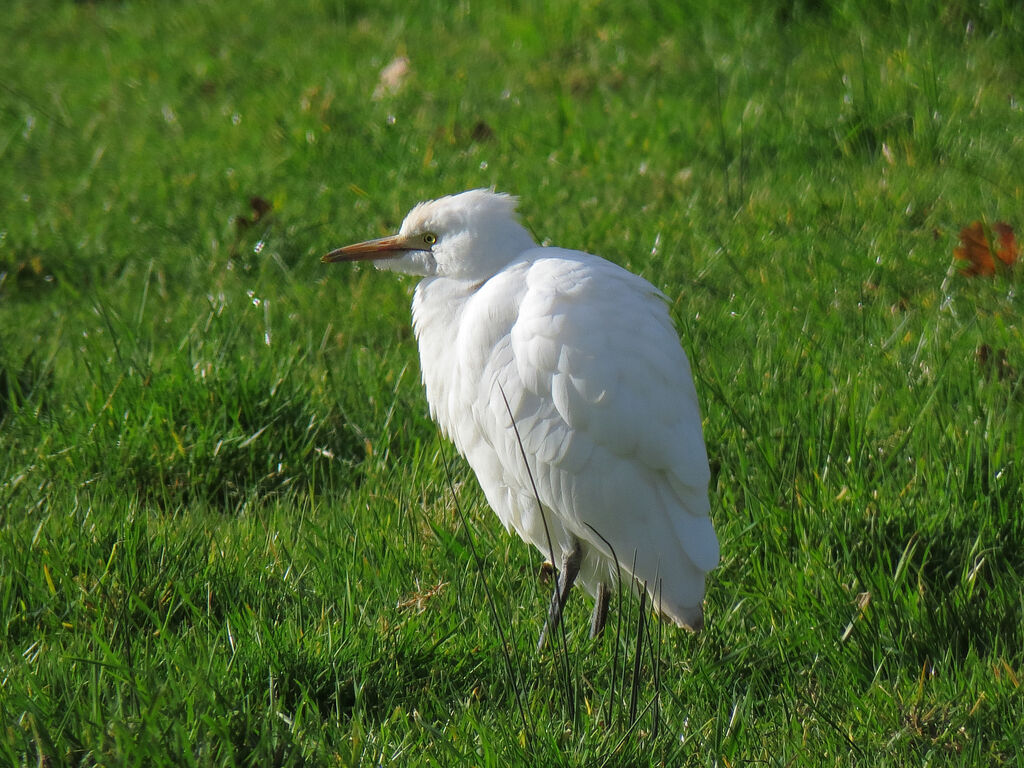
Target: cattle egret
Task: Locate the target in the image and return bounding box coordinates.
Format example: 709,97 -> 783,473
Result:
324,189 -> 718,648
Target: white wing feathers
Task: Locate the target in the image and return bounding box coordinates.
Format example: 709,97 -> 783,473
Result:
458,249 -> 718,610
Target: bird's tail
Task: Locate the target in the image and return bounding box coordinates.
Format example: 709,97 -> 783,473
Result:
655,596 -> 704,632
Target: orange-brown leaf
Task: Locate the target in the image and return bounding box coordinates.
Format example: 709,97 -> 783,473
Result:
954,221 -> 995,276
993,222 -> 1019,267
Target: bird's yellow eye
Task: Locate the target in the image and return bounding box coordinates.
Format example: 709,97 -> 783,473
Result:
422,232 -> 437,246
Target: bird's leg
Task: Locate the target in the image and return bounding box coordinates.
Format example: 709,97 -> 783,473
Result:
537,541 -> 582,651
589,582 -> 610,639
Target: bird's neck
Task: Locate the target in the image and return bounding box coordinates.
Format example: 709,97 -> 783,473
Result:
410,277 -> 479,441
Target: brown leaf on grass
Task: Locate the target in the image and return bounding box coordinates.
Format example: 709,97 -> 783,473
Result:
234,195 -> 272,232
977,344 -> 1016,382
954,221 -> 996,276
993,222 -> 1019,267
229,196 -> 274,259
471,120 -> 494,142
249,195 -> 271,221
954,220 -> 1019,276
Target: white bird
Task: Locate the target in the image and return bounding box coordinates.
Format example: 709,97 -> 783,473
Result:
324,189 -> 718,648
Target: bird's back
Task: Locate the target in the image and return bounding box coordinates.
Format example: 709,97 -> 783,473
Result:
412,247 -> 717,629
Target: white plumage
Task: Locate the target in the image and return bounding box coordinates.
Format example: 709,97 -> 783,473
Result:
324,189 -> 718,644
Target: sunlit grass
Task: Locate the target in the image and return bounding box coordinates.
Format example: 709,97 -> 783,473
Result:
2,0 -> 1023,765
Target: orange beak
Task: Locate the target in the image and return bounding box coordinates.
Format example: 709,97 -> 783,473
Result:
322,233 -> 420,263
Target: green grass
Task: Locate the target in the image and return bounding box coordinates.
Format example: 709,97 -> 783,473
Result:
2,0 -> 1023,764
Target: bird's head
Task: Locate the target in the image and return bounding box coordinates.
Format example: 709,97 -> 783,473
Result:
323,189 -> 537,280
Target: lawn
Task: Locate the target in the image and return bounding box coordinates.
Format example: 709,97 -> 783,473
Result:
1,0 -> 1022,765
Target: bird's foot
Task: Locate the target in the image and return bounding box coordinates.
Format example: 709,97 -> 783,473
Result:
537,542 -> 582,651
589,582 -> 610,640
